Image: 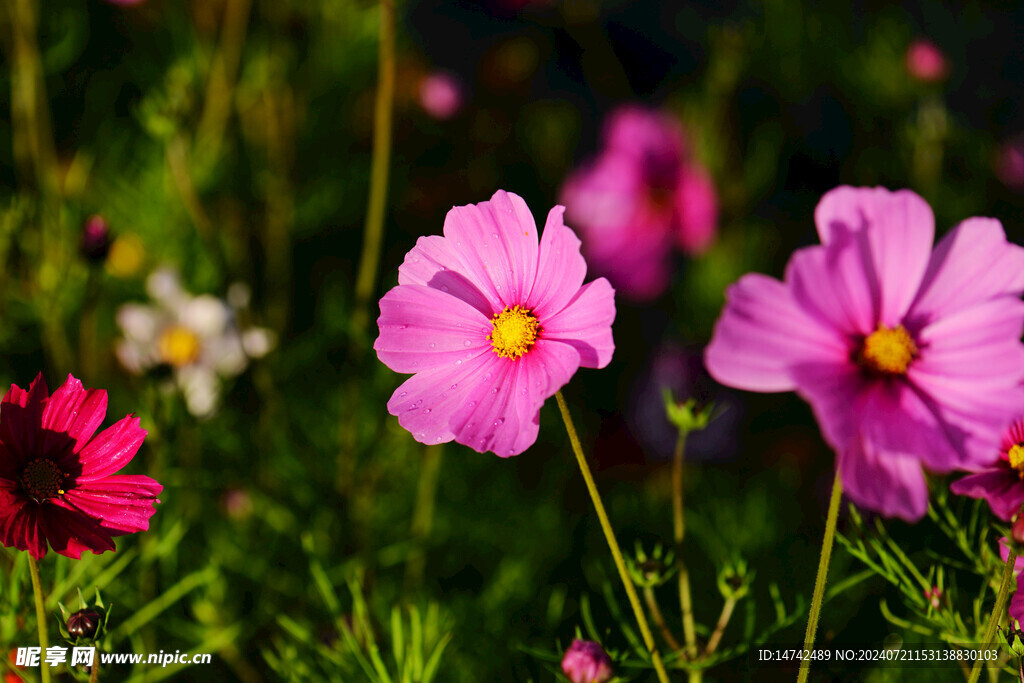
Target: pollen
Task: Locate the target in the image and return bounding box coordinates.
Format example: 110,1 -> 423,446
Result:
158,325 -> 201,368
21,458 -> 66,501
857,324 -> 917,376
488,305 -> 539,359
1009,444 -> 1024,476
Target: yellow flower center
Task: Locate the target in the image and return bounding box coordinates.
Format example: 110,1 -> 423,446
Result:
22,458 -> 66,500
158,325 -> 201,367
1009,444 -> 1024,473
488,305 -> 539,359
858,324 -> 917,375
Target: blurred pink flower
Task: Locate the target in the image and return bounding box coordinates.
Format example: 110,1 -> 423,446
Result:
906,39 -> 949,82
951,417 -> 1024,520
705,186 -> 1024,521
560,106 -> 717,301
996,139 -> 1024,190
561,639 -> 612,683
418,72 -> 464,120
375,190 -> 615,456
0,374 -> 161,560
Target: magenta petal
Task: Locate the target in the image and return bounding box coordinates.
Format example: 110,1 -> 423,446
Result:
839,437 -> 929,522
787,234 -> 877,337
914,298 -> 1024,383
76,415 -> 148,481
528,206 -> 589,320
386,351 -> 497,446
0,491 -> 45,559
38,505 -> 115,559
674,167 -> 717,255
1011,577 -> 1024,626
814,187 -> 934,327
999,538 -> 1024,573
41,374 -> 108,459
375,284 -> 492,373
950,470 -> 1024,521
441,190 -> 540,308
63,475 -> 162,534
910,217 -> 1024,322
540,279 -> 616,369
561,153 -> 645,236
791,363 -> 867,452
448,357 -> 520,454
0,373 -> 48,465
397,235 -> 494,317
705,273 -> 848,392
603,106 -> 686,162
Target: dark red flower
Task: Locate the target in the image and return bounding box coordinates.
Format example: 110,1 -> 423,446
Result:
0,374 -> 161,560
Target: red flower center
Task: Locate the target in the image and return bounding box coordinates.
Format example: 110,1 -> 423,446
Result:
21,458 -> 66,501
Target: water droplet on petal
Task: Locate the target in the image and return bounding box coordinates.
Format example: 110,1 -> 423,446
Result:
492,233 -> 499,239
493,418 -> 504,426
399,392 -> 407,398
455,360 -> 462,365
441,285 -> 449,292
483,373 -> 492,381
422,408 -> 431,414
450,384 -> 458,390
468,402 -> 477,409
464,340 -> 472,347
490,388 -> 499,394
429,342 -> 436,348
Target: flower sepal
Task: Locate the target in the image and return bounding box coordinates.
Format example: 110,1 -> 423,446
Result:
662,388 -> 718,436
717,557 -> 754,602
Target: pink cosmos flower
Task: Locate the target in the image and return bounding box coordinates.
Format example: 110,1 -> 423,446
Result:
705,186 -> 1024,521
374,190 -> 615,456
560,105 -> 717,302
418,72 -> 464,120
906,39 -> 949,82
951,418 -> 1024,520
561,639 -> 613,683
0,374 -> 161,560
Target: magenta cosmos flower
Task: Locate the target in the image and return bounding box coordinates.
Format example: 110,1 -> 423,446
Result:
561,639 -> 613,683
375,190 -> 615,456
905,39 -> 949,82
951,418 -> 1024,520
0,374 -> 161,560
705,186 -> 1024,521
560,105 -> 717,301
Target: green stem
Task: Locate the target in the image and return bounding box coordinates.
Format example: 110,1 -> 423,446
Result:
555,391 -> 670,683
968,545 -> 1017,683
703,596 -> 737,657
673,430 -> 699,665
643,585 -> 681,652
352,0 -> 396,338
797,470 -> 843,683
27,555 -> 51,683
89,657 -> 99,683
405,444 -> 443,589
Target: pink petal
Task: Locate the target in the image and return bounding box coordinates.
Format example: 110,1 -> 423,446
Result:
63,475 -> 162,534
0,490 -> 45,559
704,273 -> 848,392
386,351 -> 498,446
561,152 -> 646,236
448,357 -> 520,454
76,415 -> 148,481
1010,576 -> 1024,625
787,228 -> 886,336
539,279 -> 616,369
528,206 -> 589,320
914,298 -> 1024,384
41,374 -> 108,462
397,235 -> 494,317
674,167 -> 717,255
838,437 -> 929,521
375,284 -> 492,374
999,538 -> 1024,573
791,362 -> 867,452
38,504 -> 115,559
603,106 -> 687,161
950,470 -> 1024,521
0,374 -> 48,466
909,217 -> 1024,324
814,187 -> 934,327
441,190 -> 540,309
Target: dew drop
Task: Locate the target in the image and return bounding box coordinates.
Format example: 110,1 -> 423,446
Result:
490,388 -> 499,394
422,408 -> 431,414
467,422 -> 475,429
414,400 -> 423,407
468,402 -> 477,409
450,384 -> 458,390
455,359 -> 462,365
399,392 -> 408,398
493,418 -> 505,426
492,233 -> 499,239
483,372 -> 492,381
520,388 -> 527,396
441,285 -> 449,292
464,340 -> 472,347
429,342 -> 436,348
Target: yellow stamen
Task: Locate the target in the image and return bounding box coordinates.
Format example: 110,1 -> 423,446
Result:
858,324 -> 917,375
488,305 -> 539,359
158,325 -> 202,367
1009,444 -> 1024,473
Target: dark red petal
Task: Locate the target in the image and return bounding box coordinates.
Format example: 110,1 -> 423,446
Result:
0,374 -> 48,466
63,475 -> 162,534
37,504 -> 115,559
75,415 -> 147,481
0,490 -> 45,560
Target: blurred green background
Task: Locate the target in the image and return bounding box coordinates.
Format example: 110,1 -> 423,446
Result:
2,0 -> 1023,680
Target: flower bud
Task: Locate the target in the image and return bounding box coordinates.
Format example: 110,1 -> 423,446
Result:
80,215 -> 112,263
66,609 -> 101,640
1012,515 -> 1024,547
561,640 -> 612,683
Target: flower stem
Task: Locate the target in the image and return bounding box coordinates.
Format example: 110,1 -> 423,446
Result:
968,545 -> 1017,683
352,0 -> 396,338
704,595 -> 737,657
89,658 -> 99,683
554,391 -> 670,683
27,555 -> 51,683
643,585 -> 681,651
797,469 -> 843,683
672,430 -> 699,665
